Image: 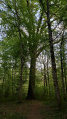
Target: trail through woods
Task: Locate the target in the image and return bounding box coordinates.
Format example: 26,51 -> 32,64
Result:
0,100 -> 43,119
0,100 -> 66,119
26,100 -> 43,119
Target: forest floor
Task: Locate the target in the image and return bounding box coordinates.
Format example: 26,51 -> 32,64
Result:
0,100 -> 67,119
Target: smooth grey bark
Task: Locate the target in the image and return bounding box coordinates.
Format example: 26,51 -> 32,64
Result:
39,0 -> 61,107
46,0 -> 61,107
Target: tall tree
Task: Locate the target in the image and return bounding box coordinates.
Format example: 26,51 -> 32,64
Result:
0,0 -> 29,102
39,0 -> 62,107
26,0 -> 49,99
60,33 -> 66,100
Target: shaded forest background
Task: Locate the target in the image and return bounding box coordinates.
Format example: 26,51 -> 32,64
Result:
0,0 -> 67,112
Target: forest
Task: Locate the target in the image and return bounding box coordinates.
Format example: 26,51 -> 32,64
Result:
0,0 -> 67,119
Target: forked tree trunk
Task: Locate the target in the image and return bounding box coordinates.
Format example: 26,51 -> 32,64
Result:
27,51 -> 36,99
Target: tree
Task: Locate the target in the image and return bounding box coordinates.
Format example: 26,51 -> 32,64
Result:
60,33 -> 66,100
0,0 -> 29,102
39,0 -> 66,107
26,0 -> 49,99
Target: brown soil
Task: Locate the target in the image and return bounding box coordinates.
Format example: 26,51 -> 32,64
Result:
0,100 -> 43,119
26,100 -> 43,119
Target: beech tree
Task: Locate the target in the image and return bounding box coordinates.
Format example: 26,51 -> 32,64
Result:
1,0 -> 29,102
0,0 -> 67,109
39,0 -> 67,107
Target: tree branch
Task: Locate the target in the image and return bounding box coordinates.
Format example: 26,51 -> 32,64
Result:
36,11 -> 44,34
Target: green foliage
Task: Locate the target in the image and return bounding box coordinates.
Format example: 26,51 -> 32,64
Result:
0,113 -> 25,119
0,0 -> 67,109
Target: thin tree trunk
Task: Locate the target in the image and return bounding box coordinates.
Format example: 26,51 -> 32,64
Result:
18,31 -> 24,103
2,73 -> 5,95
14,0 -> 24,102
62,35 -> 67,96
5,73 -> 10,97
64,69 -> 67,94
60,37 -> 66,100
14,70 -> 16,93
47,56 -> 50,95
5,77 -> 6,97
43,64 -> 46,94
18,56 -> 23,102
12,67 -> 14,96
39,0 -> 61,107
46,0 -> 61,107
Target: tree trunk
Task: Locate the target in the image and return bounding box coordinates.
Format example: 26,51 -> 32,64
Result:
27,51 -> 36,99
14,0 -> 24,102
18,56 -> 23,102
5,73 -> 10,97
18,27 -> 24,103
64,69 -> 67,94
12,68 -> 14,96
46,0 -> 61,107
64,68 -> 67,94
60,37 -> 66,100
43,64 -> 46,94
62,36 -> 67,96
2,73 -> 5,95
47,56 -> 50,95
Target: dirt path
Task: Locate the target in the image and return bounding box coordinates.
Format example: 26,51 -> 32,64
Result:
0,100 -> 66,119
26,100 -> 43,119
0,100 -> 43,119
